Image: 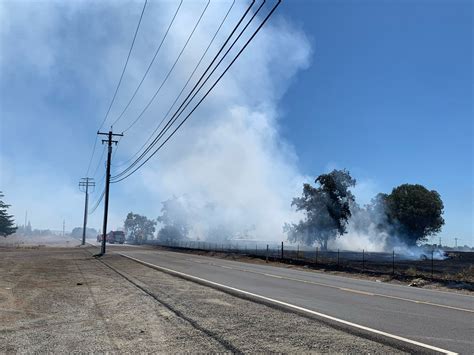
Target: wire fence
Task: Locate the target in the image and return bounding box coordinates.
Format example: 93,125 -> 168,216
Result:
145,239 -> 474,284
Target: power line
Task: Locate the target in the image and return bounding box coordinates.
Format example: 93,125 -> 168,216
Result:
112,0 -> 274,183
112,0 -> 266,181
110,0 -> 183,128
92,134 -> 122,204
112,0 -> 281,183
94,134 -> 122,197
120,0 -> 211,133
79,178 -> 95,245
97,130 -> 123,255
92,144 -> 106,178
112,0 -> 258,180
85,136 -> 98,177
114,0 -> 236,169
89,189 -> 105,215
99,0 -> 148,130
84,0 -> 147,176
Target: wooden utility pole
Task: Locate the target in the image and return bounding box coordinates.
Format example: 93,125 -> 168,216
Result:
79,177 -> 95,245
97,130 -> 123,255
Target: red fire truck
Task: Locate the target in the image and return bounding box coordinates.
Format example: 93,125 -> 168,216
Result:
96,231 -> 125,244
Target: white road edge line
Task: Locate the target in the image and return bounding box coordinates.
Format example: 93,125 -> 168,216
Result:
182,252 -> 474,299
119,253 -> 457,355
189,259 -> 473,313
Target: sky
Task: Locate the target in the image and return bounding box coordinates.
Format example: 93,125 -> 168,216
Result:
0,0 -> 472,248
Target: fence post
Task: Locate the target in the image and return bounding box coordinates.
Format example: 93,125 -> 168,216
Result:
392,250 -> 395,275
281,241 -> 284,261
266,244 -> 269,263
431,249 -> 434,279
362,249 -> 365,272
337,248 -> 340,267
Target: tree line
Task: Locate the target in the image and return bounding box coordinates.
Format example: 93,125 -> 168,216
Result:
123,198 -> 190,244
1,169 -> 446,251
123,169 -> 444,249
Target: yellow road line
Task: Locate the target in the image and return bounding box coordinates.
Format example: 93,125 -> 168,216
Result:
120,253 -> 458,355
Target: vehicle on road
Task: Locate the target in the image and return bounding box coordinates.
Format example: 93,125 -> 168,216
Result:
96,231 -> 125,244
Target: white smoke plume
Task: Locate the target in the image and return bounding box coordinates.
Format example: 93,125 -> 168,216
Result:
0,1 -> 311,238
114,1 -> 312,241
330,194 -> 446,259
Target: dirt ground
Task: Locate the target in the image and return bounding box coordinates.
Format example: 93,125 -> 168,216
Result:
0,233 -> 79,248
0,245 -> 404,353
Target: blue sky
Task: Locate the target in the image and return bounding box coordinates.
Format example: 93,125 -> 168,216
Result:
0,0 -> 472,247
278,0 -> 473,245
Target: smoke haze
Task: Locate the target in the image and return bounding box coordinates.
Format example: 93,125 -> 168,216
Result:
0,1 -> 311,239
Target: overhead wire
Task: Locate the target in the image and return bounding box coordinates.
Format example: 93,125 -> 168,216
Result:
110,0 -> 183,128
89,189 -> 105,215
84,0 -> 147,177
88,135 -> 121,214
90,133 -> 122,213
99,0 -> 148,130
113,0 -> 236,169
91,145 -> 106,179
120,0 -> 211,133
111,0 -> 257,180
112,0 -> 281,183
85,137 -> 98,177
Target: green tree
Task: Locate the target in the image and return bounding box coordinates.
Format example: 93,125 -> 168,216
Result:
0,192 -> 17,237
285,169 -> 356,250
385,184 -> 444,245
124,212 -> 156,244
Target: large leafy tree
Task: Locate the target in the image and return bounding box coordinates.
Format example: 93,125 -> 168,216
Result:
385,184 -> 444,245
285,169 -> 356,250
0,192 -> 17,237
124,212 -> 156,244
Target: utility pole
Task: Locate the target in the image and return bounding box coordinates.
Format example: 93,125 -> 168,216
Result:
79,177 -> 95,245
62,219 -> 65,237
455,238 -> 458,249
97,129 -> 123,255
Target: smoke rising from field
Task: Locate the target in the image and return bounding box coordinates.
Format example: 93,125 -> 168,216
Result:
330,198 -> 445,259
0,1 -> 447,254
0,1 -> 310,235
129,1 -> 312,241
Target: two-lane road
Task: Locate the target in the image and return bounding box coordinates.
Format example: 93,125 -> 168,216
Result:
109,246 -> 473,354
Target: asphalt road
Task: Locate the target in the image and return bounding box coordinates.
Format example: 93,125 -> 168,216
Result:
108,246 -> 473,354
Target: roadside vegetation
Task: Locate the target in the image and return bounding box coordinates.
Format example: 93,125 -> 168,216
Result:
285,169 -> 445,250
0,191 -> 17,237
111,169 -> 446,251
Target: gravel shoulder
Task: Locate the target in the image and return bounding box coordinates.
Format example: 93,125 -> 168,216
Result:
0,246 -> 404,353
